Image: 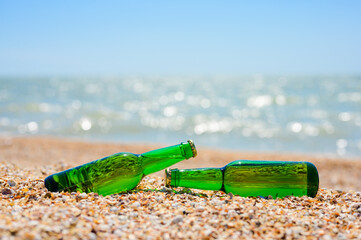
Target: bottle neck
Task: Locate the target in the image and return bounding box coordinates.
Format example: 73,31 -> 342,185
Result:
141,140 -> 197,175
165,167 -> 223,191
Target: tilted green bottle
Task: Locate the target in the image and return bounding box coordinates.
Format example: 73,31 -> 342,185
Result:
165,160 -> 319,198
45,140 -> 197,196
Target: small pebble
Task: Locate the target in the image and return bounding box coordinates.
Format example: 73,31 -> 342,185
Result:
350,203 -> 361,210
171,216 -> 183,225
79,193 -> 87,198
7,180 -> 16,187
132,202 -> 140,208
109,207 -> 118,212
1,188 -> 13,195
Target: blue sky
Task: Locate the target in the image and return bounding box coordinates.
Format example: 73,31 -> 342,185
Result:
0,1 -> 360,75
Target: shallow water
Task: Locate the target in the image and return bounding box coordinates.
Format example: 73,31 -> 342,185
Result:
1,75 -> 360,157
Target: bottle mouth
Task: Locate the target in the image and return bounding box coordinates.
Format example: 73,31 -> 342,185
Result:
165,168 -> 172,187
187,139 -> 197,158
165,168 -> 180,187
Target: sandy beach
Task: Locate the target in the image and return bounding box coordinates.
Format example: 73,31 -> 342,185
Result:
1,137 -> 361,239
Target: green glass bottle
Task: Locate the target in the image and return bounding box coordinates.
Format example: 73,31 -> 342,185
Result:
165,160 -> 319,198
45,140 -> 197,196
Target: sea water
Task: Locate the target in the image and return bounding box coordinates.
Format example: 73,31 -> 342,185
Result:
0,75 -> 360,157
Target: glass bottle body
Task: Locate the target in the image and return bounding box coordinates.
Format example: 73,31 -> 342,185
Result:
45,140 -> 196,196
166,160 -> 319,198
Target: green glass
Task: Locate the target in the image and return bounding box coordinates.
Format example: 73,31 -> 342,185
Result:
166,160 -> 319,198
45,140 -> 197,196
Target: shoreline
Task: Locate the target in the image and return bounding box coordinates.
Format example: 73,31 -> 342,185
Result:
4,133 -> 360,160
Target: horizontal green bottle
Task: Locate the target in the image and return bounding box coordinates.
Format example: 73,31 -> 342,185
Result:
165,160 -> 319,198
45,140 -> 197,196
